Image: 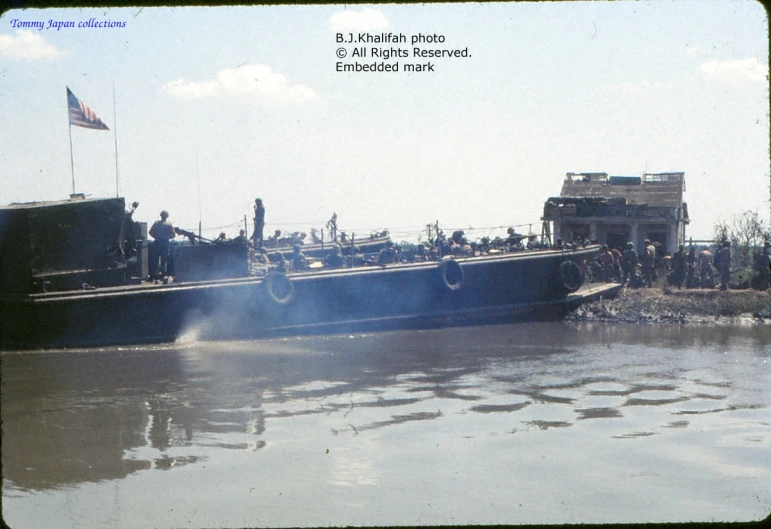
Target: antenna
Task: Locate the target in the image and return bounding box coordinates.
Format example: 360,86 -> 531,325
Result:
113,82 -> 120,197
197,152 -> 202,239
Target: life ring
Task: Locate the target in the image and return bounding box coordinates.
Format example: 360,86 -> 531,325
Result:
554,260 -> 583,294
263,272 -> 295,306
437,259 -> 464,292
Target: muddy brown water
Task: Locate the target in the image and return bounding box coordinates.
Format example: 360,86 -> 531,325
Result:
2,322 -> 770,527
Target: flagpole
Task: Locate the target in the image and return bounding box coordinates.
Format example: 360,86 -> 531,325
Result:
66,86 -> 110,198
68,123 -> 76,195
113,82 -> 120,197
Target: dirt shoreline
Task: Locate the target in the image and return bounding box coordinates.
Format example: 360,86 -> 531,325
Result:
567,286 -> 771,324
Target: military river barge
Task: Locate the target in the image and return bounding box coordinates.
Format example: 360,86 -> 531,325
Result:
0,197 -> 612,349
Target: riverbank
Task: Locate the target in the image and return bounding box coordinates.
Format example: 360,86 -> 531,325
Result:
566,286 -> 771,324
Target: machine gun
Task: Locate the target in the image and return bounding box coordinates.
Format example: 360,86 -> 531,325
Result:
174,227 -> 212,244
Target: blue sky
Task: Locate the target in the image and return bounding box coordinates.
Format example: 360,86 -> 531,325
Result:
1,2 -> 768,242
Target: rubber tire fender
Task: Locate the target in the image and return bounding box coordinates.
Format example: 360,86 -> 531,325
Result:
263,272 -> 295,306
437,259 -> 464,292
555,260 -> 583,294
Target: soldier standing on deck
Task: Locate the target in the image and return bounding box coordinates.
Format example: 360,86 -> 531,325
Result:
252,198 -> 265,248
149,210 -> 176,282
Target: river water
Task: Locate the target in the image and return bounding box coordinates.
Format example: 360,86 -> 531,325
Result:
2,322 -> 770,528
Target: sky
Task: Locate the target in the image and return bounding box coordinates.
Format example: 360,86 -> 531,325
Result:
0,1 -> 769,243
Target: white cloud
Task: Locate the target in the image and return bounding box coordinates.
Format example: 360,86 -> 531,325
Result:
0,30 -> 64,60
161,64 -> 319,104
328,8 -> 389,32
699,58 -> 768,83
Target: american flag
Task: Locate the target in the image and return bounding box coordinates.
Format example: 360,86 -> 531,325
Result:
67,87 -> 109,130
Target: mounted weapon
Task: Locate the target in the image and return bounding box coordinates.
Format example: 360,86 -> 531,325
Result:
174,227 -> 212,244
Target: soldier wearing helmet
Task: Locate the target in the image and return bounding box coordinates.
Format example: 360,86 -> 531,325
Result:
291,244 -> 307,271
149,210 -> 176,281
621,241 -> 638,286
670,244 -> 687,289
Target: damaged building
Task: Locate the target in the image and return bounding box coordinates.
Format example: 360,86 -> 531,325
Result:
542,171 -> 689,255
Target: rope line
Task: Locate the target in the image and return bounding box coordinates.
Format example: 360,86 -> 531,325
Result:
194,218 -> 543,240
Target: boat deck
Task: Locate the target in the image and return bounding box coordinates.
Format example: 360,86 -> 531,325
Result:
18,246 -> 600,303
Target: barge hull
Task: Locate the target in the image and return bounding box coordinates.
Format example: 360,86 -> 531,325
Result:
1,247 -> 602,350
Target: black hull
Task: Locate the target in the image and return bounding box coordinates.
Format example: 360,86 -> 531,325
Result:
0,246 -> 600,350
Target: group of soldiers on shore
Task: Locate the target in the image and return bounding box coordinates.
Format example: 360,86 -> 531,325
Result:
594,240 -> 662,288
594,238 -> 771,292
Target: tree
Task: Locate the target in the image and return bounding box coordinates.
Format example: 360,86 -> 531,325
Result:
713,210 -> 769,268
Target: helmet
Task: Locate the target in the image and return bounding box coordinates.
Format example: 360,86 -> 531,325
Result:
160,210 -> 169,218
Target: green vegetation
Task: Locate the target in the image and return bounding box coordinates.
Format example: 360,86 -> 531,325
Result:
712,209 -> 769,271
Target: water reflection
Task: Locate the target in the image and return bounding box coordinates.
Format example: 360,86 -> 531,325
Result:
2,322 -> 769,496
575,407 -> 624,420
